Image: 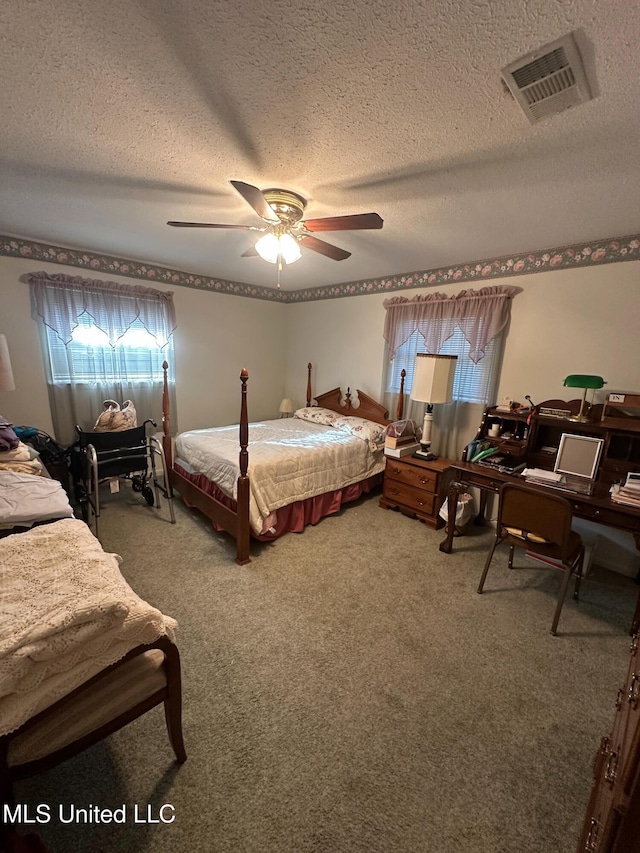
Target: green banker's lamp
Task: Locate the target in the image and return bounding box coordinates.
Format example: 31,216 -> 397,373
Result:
563,374 -> 606,423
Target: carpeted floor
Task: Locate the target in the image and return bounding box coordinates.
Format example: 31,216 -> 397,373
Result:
13,485 -> 639,852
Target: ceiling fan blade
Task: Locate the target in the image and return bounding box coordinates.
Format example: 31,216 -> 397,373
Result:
301,212 -> 383,232
167,221 -> 261,230
241,245 -> 259,257
299,234 -> 351,261
230,180 -> 280,223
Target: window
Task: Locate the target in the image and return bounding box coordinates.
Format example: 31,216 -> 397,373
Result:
28,272 -> 177,445
45,315 -> 174,383
387,327 -> 503,404
383,286 -> 517,406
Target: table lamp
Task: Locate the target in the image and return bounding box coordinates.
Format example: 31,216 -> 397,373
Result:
563,374 -> 606,423
410,354 -> 457,459
279,398 -> 295,418
0,334 -> 16,392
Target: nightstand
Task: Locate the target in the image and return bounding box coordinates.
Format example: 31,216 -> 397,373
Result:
379,455 -> 453,529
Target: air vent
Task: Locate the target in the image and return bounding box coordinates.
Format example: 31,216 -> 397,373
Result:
501,33 -> 592,123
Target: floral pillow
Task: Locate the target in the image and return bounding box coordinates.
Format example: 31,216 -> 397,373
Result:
293,406 -> 341,427
333,416 -> 387,451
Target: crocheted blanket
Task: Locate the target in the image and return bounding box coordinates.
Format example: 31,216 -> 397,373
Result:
0,518 -> 177,736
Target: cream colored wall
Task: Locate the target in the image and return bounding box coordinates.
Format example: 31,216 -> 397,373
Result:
286,262 -> 640,441
499,263 -> 640,406
283,293 -> 387,407
0,256 -> 288,436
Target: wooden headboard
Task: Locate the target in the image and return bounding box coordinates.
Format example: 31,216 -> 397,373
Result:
311,370 -> 406,426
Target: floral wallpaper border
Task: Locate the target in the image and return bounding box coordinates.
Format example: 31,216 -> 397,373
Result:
2,233 -> 639,304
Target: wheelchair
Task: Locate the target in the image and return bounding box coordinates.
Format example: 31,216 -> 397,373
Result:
70,418 -> 175,542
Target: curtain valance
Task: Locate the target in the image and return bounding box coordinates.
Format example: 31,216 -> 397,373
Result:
27,272 -> 177,347
383,285 -> 519,364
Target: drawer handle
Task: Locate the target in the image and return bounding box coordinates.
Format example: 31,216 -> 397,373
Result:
629,672 -> 640,708
389,486 -> 400,496
604,749 -> 618,784
584,818 -> 599,852
419,477 -> 430,485
392,467 -> 401,474
418,500 -> 425,507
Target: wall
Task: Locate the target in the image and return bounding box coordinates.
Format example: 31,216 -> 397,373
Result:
286,261 -> 640,441
0,256 -> 288,436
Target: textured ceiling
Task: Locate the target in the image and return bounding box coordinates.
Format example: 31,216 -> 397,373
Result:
1,0 -> 639,291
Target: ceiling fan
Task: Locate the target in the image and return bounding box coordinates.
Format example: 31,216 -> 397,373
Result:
167,180 -> 383,264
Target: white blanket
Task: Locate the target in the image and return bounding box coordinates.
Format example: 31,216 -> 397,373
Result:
0,470 -> 74,528
0,518 -> 177,736
175,417 -> 384,534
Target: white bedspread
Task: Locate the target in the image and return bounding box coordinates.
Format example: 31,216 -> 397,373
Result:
0,470 -> 74,528
175,417 -> 384,534
0,518 -> 177,736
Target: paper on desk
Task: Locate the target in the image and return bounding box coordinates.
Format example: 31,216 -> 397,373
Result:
521,468 -> 563,482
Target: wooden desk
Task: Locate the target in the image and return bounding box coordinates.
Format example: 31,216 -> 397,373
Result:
439,461 -> 640,555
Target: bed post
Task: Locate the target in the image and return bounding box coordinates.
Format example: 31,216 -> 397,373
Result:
306,362 -> 312,406
162,361 -> 173,469
396,369 -> 406,420
236,369 -> 251,565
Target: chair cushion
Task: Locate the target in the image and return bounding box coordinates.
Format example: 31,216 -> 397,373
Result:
8,649 -> 166,766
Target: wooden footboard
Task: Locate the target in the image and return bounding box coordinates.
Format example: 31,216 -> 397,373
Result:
162,362 -> 251,565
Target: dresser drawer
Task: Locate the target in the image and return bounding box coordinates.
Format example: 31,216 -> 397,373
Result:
385,461 -> 439,493
383,479 -> 437,517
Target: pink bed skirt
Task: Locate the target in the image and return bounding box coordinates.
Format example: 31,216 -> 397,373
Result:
173,464 -> 382,541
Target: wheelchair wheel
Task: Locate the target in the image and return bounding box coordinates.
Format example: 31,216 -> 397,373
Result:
142,484 -> 155,506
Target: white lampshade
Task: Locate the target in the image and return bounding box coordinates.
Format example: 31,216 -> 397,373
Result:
410,354 -> 457,404
279,398 -> 295,414
255,232 -> 302,265
0,334 -> 15,392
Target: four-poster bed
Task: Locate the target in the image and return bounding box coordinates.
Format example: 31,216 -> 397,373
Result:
161,363 -> 405,564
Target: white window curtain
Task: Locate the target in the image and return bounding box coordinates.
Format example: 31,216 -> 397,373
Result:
28,272 -> 177,446
383,286 -> 518,458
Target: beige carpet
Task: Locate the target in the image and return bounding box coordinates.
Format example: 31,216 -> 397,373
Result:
14,485 -> 638,853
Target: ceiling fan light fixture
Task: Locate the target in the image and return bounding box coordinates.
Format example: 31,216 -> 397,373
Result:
278,232 -> 302,264
255,231 -> 301,265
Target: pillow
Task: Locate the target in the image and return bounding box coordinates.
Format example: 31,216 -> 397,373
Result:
293,406 -> 341,427
333,415 -> 387,451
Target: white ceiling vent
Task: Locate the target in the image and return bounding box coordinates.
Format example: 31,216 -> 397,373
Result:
501,33 -> 592,123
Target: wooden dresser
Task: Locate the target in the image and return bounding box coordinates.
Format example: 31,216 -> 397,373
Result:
379,455 -> 452,530
577,633 -> 640,852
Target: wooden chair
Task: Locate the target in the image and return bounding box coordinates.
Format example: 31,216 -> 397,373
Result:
477,482 -> 585,635
0,637 -> 186,810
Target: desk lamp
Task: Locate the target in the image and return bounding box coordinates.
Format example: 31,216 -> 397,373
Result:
279,398 -> 295,418
563,374 -> 606,423
410,354 -> 457,459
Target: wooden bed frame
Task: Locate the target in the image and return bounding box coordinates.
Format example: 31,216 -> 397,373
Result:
161,362 -> 405,565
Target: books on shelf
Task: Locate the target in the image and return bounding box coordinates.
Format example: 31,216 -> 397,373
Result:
384,442 -> 421,458
610,472 -> 640,506
611,483 -> 640,509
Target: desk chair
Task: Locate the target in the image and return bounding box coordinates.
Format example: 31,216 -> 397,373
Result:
477,482 -> 585,635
